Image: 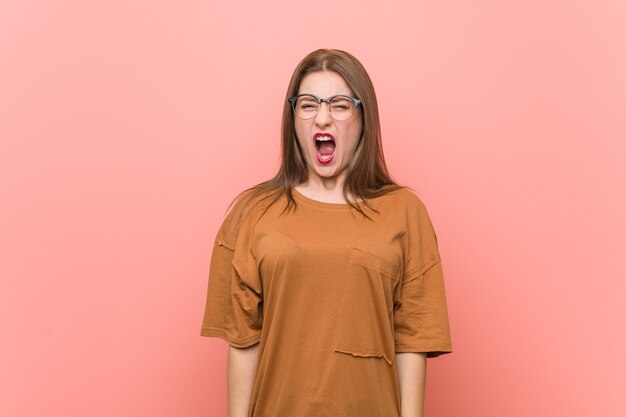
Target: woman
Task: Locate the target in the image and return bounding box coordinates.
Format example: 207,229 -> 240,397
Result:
201,48 -> 452,417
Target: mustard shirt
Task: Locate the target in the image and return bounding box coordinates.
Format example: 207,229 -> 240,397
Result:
201,185 -> 453,417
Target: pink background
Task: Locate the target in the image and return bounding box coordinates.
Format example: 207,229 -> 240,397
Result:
1,1 -> 625,416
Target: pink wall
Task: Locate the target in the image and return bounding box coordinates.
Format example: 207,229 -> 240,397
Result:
1,1 -> 625,416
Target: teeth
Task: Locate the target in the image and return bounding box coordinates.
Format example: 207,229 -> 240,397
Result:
316,136 -> 334,141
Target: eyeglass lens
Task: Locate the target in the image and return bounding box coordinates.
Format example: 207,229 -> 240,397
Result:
293,96 -> 356,120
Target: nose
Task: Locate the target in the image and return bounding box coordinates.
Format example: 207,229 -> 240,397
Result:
314,102 -> 332,127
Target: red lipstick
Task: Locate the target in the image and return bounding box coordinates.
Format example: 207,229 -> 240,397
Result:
313,132 -> 336,164
313,132 -> 336,143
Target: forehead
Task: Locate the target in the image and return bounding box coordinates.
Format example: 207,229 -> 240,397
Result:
297,71 -> 354,97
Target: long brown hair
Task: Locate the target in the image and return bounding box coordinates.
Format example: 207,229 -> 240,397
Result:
227,48 -> 409,220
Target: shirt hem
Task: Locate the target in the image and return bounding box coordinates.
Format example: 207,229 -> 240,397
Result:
395,343 -> 453,358
200,327 -> 261,348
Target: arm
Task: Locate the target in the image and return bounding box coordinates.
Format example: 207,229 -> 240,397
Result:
227,343 -> 260,417
396,352 -> 427,417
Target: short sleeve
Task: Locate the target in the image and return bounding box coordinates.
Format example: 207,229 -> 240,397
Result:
393,190 -> 452,357
200,192 -> 263,348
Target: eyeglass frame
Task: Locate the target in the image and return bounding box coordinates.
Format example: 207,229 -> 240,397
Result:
288,93 -> 363,120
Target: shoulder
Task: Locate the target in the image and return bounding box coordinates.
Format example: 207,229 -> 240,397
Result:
392,187 -> 441,253
389,186 -> 430,215
227,187 -> 266,220
216,186 -> 274,248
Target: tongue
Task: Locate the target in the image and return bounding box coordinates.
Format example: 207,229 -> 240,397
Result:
318,141 -> 336,155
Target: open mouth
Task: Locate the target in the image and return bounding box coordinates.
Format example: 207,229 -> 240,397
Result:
314,133 -> 336,164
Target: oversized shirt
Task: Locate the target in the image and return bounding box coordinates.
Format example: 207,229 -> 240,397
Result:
200,185 -> 453,417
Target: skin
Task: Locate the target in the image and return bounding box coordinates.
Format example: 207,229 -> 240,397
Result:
227,70 -> 428,417
293,70 -> 364,203
227,344 -> 260,417
396,352 -> 428,417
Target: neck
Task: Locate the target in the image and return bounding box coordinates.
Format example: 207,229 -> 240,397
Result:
296,173 -> 361,204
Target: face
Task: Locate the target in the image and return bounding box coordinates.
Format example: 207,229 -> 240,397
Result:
293,71 -> 363,182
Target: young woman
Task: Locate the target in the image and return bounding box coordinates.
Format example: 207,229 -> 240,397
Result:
201,48 -> 453,417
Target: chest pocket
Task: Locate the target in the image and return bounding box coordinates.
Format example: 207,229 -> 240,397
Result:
333,247 -> 401,366
349,248 -> 401,281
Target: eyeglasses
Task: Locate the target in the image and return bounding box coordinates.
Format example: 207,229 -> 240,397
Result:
288,94 -> 362,121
